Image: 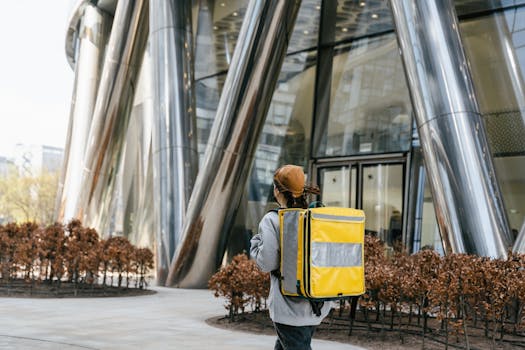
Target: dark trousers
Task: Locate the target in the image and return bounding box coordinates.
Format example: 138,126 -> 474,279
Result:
273,322 -> 316,350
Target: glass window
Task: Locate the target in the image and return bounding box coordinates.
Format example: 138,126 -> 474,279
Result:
455,0 -> 525,16
460,6 -> 525,236
320,167 -> 350,207
194,0 -> 321,80
361,163 -> 404,250
314,33 -> 412,157
194,1 -> 249,79
333,1 -> 394,43
318,166 -> 357,208
288,0 -> 322,52
195,75 -> 225,158
242,51 -> 316,232
418,176 -> 444,255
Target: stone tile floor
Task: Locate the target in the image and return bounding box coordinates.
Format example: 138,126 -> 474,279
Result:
0,287 -> 366,350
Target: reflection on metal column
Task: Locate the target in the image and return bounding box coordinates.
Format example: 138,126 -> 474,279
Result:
389,0 -> 512,257
493,14 -> 525,111
491,14 -> 525,253
514,219 -> 525,253
79,0 -> 149,232
166,0 -> 302,288
149,0 -> 199,284
117,51 -> 155,249
57,4 -> 110,223
312,0 -> 336,157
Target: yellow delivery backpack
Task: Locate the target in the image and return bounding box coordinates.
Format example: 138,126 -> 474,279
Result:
277,207 -> 365,301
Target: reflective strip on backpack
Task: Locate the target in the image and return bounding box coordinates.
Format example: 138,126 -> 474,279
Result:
310,242 -> 362,267
282,211 -> 301,294
311,213 -> 364,222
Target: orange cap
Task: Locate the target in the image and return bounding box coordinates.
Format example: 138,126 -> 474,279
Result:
274,165 -> 305,198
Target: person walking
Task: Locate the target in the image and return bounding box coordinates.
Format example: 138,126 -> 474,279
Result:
250,164 -> 332,350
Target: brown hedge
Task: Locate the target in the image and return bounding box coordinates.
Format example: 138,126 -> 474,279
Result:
210,235 -> 525,344
0,220 -> 154,290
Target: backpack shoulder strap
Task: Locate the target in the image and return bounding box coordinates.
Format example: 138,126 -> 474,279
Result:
267,208 -> 281,279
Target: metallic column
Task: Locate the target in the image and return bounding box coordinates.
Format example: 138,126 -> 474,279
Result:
149,0 -> 199,284
79,0 -> 149,231
311,0 -> 336,157
406,148 -> 426,254
57,3 -> 110,223
166,0 -> 302,288
117,51 -> 155,248
389,0 -> 512,257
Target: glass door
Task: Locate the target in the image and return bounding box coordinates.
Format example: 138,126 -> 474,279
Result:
361,163 -> 404,248
314,159 -> 405,250
318,165 -> 357,208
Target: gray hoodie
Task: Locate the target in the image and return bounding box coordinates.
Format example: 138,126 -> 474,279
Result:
250,211 -> 332,326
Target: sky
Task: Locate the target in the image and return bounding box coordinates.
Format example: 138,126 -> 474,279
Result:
0,1 -> 75,158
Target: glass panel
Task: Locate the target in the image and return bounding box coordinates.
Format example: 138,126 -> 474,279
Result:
361,164 -> 403,250
493,156 -> 525,238
351,166 -> 357,208
324,1 -> 525,45
419,176 -> 445,255
460,7 -> 525,239
195,75 -> 225,159
288,0 -> 321,52
333,1 -> 394,43
242,51 -> 317,233
455,0 -> 525,16
461,7 -> 525,114
315,33 -> 412,157
319,166 -> 350,207
194,0 -> 249,79
195,0 -> 321,79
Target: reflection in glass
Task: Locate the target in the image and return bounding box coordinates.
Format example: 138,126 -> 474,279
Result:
333,0 -> 394,43
287,0 -> 321,52
227,51 -> 317,249
455,0 -> 525,17
194,0 -> 321,80
418,176 -> 444,255
195,75 -> 224,158
361,164 -> 403,249
319,166 -> 351,207
493,156 -> 525,236
315,34 -> 412,157
460,7 -> 525,240
194,1 -> 249,79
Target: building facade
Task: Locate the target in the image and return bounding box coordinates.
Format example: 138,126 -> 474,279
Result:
59,0 -> 525,287
14,144 -> 64,177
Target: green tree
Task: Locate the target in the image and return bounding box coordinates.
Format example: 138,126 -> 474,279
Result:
0,169 -> 59,224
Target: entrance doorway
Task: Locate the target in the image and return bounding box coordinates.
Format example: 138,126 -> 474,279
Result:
313,157 -> 406,249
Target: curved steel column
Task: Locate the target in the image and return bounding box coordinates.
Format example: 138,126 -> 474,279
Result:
57,3 -> 111,223
166,0 -> 302,288
149,0 -> 199,284
80,0 -> 149,231
389,0 -> 512,258
118,51 -> 155,248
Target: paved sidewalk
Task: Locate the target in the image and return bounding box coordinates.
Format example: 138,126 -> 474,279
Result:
0,287 -> 367,350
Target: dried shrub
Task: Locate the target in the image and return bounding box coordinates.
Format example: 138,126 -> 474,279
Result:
209,234 -> 525,348
208,253 -> 270,321
0,220 -> 154,291
134,248 -> 154,289
99,236 -> 135,288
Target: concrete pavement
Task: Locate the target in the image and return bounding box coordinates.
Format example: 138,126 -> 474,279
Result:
0,287 -> 366,349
